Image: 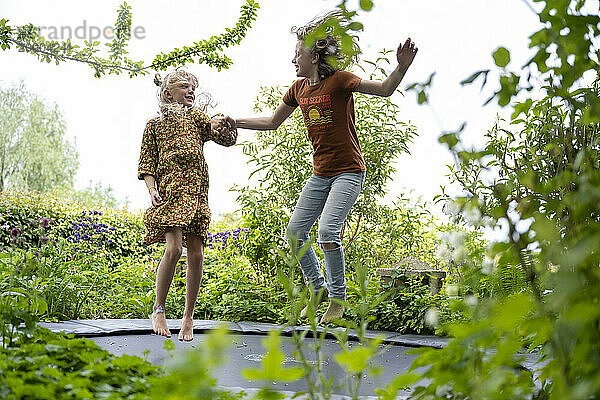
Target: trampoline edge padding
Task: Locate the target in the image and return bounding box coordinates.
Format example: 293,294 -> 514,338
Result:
37,319 -> 449,349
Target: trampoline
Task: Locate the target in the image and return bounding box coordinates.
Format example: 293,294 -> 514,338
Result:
38,319 -> 449,398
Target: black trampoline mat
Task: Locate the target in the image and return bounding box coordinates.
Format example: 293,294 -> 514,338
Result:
88,333 -> 418,397
38,319 -> 446,397
37,319 -> 541,398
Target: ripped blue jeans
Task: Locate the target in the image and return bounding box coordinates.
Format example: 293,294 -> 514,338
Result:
286,171 -> 365,300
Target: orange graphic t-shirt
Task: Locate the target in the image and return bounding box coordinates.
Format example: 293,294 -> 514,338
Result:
282,70 -> 366,177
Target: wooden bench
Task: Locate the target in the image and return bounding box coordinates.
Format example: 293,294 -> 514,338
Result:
376,255 -> 446,295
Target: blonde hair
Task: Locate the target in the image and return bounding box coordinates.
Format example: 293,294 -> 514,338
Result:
153,69 -> 213,120
291,10 -> 360,79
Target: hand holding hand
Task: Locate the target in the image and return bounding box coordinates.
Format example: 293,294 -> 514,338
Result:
223,115 -> 236,131
210,116 -> 227,134
211,115 -> 237,135
397,37 -> 418,70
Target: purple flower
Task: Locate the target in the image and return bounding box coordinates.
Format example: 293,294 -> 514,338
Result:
39,218 -> 51,228
0,223 -> 9,230
40,236 -> 49,245
29,220 -> 38,228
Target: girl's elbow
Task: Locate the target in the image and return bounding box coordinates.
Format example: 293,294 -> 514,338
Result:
381,86 -> 394,97
270,119 -> 282,130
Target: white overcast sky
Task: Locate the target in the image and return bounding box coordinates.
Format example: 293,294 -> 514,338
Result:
0,0 -> 541,218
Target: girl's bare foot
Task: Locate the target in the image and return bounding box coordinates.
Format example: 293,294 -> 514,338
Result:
178,317 -> 194,341
151,306 -> 171,338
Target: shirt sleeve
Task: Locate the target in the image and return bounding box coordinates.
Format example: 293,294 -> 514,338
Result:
337,70 -> 362,92
282,80 -> 300,107
137,119 -> 158,180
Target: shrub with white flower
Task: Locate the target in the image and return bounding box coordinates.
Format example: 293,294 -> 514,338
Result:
435,230 -> 468,265
425,307 -> 440,327
481,255 -> 496,275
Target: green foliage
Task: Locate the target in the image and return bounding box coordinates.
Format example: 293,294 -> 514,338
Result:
443,95 -> 600,233
270,236 -> 391,400
194,253 -> 287,323
150,1 -> 259,73
0,326 -> 160,399
368,275 -> 444,335
492,46 -> 511,68
344,199 -> 441,281
0,243 -> 155,321
275,239 -> 337,399
0,1 -> 259,77
0,82 -> 78,192
401,1 -> 600,398
234,84 -> 311,278
473,0 -> 600,122
408,294 -> 540,400
405,71 -> 435,105
0,247 -> 48,348
0,308 -> 248,400
0,190 -> 74,250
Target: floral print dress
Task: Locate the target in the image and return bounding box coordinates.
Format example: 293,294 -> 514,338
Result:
137,107 -> 237,246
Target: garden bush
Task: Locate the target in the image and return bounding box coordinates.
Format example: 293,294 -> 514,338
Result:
367,275 -> 446,335
0,190 -> 151,261
0,194 -> 453,335
390,0 -> 600,396
0,327 -> 160,399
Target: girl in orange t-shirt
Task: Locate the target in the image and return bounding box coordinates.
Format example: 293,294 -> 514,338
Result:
234,11 -> 418,324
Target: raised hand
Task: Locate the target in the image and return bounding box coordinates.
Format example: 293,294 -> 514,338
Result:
397,37 -> 418,69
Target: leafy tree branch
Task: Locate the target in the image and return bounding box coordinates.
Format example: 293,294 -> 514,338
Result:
0,0 -> 259,78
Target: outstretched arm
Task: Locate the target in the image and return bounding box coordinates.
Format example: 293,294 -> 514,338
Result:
355,38 -> 418,97
235,102 -> 296,131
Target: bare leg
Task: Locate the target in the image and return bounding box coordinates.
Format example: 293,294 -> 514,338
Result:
321,242 -> 337,250
178,233 -> 204,341
152,228 -> 183,338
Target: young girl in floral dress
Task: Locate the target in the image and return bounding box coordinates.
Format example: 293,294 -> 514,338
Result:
138,69 -> 236,341
234,12 -> 417,324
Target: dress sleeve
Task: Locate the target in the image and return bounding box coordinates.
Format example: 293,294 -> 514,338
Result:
137,119 -> 158,180
193,108 -> 238,147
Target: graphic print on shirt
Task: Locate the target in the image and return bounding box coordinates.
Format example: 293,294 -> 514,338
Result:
299,93 -> 333,132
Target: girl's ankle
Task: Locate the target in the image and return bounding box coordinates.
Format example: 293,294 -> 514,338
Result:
153,305 -> 165,314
